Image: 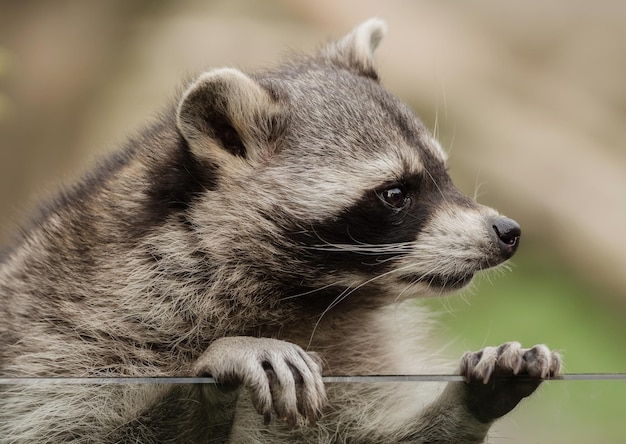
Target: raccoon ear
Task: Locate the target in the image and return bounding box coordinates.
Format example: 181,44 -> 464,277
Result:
322,18 -> 387,80
176,68 -> 279,165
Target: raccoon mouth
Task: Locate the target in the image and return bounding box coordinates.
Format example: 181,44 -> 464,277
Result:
403,272 -> 475,291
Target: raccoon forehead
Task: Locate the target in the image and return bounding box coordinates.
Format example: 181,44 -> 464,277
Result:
260,70 -> 448,167
273,116 -> 446,192
267,148 -> 418,181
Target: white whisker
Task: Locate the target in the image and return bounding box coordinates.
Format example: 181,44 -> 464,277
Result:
473,175 -> 487,201
280,282 -> 339,301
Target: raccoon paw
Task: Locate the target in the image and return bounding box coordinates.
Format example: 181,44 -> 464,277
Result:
459,342 -> 561,422
193,336 -> 326,428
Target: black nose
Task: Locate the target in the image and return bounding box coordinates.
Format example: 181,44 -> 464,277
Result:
491,217 -> 521,259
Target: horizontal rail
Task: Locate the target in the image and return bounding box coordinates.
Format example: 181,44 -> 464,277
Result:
1,374 -> 625,385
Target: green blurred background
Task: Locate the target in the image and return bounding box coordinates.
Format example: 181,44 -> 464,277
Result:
0,1 -> 624,442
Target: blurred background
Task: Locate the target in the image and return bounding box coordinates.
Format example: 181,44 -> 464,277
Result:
0,0 -> 624,442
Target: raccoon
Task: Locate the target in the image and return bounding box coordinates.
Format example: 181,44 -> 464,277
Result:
0,18 -> 560,443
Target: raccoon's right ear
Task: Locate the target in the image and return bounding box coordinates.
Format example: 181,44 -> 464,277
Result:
176,68 -> 281,168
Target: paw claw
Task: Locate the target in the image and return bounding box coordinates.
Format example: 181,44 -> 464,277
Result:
481,366 -> 493,385
512,354 -> 523,375
549,351 -> 562,377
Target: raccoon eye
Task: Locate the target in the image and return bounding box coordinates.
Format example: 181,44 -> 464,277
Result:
378,186 -> 409,209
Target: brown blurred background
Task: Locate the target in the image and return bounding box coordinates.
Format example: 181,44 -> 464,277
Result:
1,1 -> 625,442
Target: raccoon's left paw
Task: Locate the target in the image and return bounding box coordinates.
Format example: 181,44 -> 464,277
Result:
459,342 -> 561,422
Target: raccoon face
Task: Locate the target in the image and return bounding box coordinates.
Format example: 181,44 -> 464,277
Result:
270,91 -> 520,296
176,19 -> 520,299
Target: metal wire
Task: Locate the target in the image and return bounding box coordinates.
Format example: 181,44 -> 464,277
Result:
1,374 -> 625,385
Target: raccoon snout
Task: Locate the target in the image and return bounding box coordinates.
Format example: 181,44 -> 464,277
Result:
491,217 -> 521,260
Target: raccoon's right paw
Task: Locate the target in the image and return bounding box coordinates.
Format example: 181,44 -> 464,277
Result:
193,336 -> 326,428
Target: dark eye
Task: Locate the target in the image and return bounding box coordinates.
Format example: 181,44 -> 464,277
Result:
378,186 -> 409,209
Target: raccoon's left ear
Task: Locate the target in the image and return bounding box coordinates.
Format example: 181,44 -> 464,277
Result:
176,68 -> 282,168
322,18 -> 387,81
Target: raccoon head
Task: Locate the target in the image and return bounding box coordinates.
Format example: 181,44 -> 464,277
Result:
175,18 -> 520,301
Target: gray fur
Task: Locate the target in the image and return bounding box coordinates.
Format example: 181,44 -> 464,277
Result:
0,19 -> 560,443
